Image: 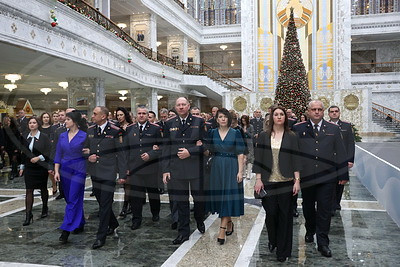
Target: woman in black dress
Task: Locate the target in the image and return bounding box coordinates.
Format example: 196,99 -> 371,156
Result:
19,117 -> 51,226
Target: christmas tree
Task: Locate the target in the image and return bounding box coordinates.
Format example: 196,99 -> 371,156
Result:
274,8 -> 311,117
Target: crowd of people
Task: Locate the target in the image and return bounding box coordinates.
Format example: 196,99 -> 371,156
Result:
0,97 -> 355,262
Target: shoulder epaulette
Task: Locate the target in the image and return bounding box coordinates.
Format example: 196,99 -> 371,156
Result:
326,121 -> 339,126
88,124 -> 96,129
294,121 -> 307,126
110,124 -> 120,130
126,123 -> 135,128
166,116 -> 176,121
150,122 -> 161,127
192,115 -> 202,119
341,120 -> 351,124
288,118 -> 296,121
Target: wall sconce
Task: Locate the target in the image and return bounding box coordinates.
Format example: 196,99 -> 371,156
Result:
157,41 -> 162,47
40,88 -> 52,95
118,90 -> 129,96
5,74 -> 21,84
119,96 -> 127,101
230,61 -> 235,67
157,95 -> 163,100
58,82 -> 68,89
220,45 -> 228,50
4,84 -> 17,92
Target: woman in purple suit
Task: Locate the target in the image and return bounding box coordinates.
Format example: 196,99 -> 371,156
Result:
54,111 -> 87,243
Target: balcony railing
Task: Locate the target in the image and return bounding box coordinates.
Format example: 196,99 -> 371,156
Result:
352,0 -> 400,15
173,0 -> 185,10
372,102 -> 400,127
57,0 -> 248,91
351,61 -> 400,73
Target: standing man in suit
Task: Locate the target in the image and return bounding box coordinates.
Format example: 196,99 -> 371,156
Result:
126,106 -> 162,230
86,106 -> 127,249
162,97 -> 206,245
293,100 -> 348,257
250,109 -> 264,141
207,107 -> 218,129
328,105 -> 355,215
17,109 -> 29,135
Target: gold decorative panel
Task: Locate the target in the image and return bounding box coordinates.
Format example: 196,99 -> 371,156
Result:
344,94 -> 359,111
233,96 -> 247,112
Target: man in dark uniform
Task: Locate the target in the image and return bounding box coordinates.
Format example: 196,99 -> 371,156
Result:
162,97 -> 206,245
17,109 -> 29,135
207,106 -> 218,129
293,100 -> 348,258
86,106 -> 127,249
328,105 -> 355,215
250,109 -> 264,140
126,106 -> 162,230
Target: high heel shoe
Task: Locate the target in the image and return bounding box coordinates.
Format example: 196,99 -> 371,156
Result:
226,221 -> 234,236
23,212 -> 33,226
217,227 -> 226,245
59,230 -> 70,244
41,205 -> 48,218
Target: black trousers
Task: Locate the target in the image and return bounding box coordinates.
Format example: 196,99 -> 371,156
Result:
129,173 -> 160,223
301,182 -> 335,247
169,177 -> 205,238
92,179 -> 119,241
332,183 -> 344,211
262,181 -> 294,258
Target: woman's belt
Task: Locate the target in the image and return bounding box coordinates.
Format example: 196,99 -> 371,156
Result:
214,152 -> 236,158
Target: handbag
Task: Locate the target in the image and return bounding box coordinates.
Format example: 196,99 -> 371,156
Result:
254,188 -> 268,199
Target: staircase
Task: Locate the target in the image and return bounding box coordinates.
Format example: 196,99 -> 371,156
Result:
372,103 -> 400,140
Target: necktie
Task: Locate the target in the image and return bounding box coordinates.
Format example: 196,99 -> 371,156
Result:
182,119 -> 185,126
139,125 -> 143,133
97,126 -> 102,136
314,124 -> 319,137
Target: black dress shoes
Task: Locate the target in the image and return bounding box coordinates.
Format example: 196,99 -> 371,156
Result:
130,221 -> 141,230
55,194 -> 64,200
277,256 -> 288,262
59,230 -> 70,244
152,215 -> 160,222
318,245 -> 332,257
41,206 -> 48,218
72,226 -> 84,234
331,210 -> 336,217
171,222 -> 178,230
305,233 -> 314,243
92,239 -> 105,249
268,242 -> 277,253
197,222 -> 205,234
172,235 -> 189,245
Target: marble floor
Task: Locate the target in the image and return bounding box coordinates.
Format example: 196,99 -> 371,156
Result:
0,164 -> 399,266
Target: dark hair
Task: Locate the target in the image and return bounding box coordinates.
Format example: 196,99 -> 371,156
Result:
97,106 -> 109,116
328,105 -> 340,112
149,111 -> 156,117
28,116 -> 42,129
266,105 -> 290,135
40,112 -> 52,125
116,107 -> 133,124
216,108 -> 232,127
241,115 -> 250,126
168,109 -> 177,115
300,113 -> 308,121
66,111 -> 87,132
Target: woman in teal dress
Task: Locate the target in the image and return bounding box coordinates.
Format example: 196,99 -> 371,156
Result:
207,108 -> 245,245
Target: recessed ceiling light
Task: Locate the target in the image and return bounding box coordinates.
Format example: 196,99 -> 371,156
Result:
119,96 -> 127,101
220,45 -> 228,50
58,82 -> 68,89
117,23 -> 127,29
118,90 -> 129,96
4,84 -> 17,91
40,88 -> 52,95
5,74 -> 21,83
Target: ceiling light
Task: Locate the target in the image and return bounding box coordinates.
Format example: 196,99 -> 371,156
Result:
157,41 -> 162,47
230,60 -> 235,67
4,84 -> 17,91
40,88 -> 52,95
119,96 -> 127,101
157,95 -> 163,100
117,23 -> 127,29
220,45 -> 228,50
60,98 -> 67,101
5,74 -> 21,83
118,90 -> 129,96
58,82 -> 68,89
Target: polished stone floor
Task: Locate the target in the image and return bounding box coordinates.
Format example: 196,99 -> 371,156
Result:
0,157 -> 399,266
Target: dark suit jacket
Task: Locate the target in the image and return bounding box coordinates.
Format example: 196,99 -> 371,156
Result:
126,122 -> 162,175
293,120 -> 349,184
250,117 -> 264,136
253,131 -> 302,184
21,132 -> 51,171
207,117 -> 218,129
162,114 -> 206,180
86,122 -> 127,181
18,117 -> 29,135
288,118 -> 297,130
336,120 -> 355,163
49,125 -> 67,170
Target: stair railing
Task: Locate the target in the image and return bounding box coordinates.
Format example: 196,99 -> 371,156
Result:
372,102 -> 400,128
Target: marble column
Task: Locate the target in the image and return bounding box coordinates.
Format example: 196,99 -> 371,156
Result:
149,88 -> 159,113
129,14 -> 158,52
66,77 -> 104,114
93,0 -> 110,18
240,0 -> 256,91
130,89 -> 137,113
167,36 -> 188,63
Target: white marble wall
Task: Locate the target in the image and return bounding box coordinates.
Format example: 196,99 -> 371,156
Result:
372,92 -> 400,112
240,0 -> 256,91
336,0 -> 352,90
352,41 -> 400,63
